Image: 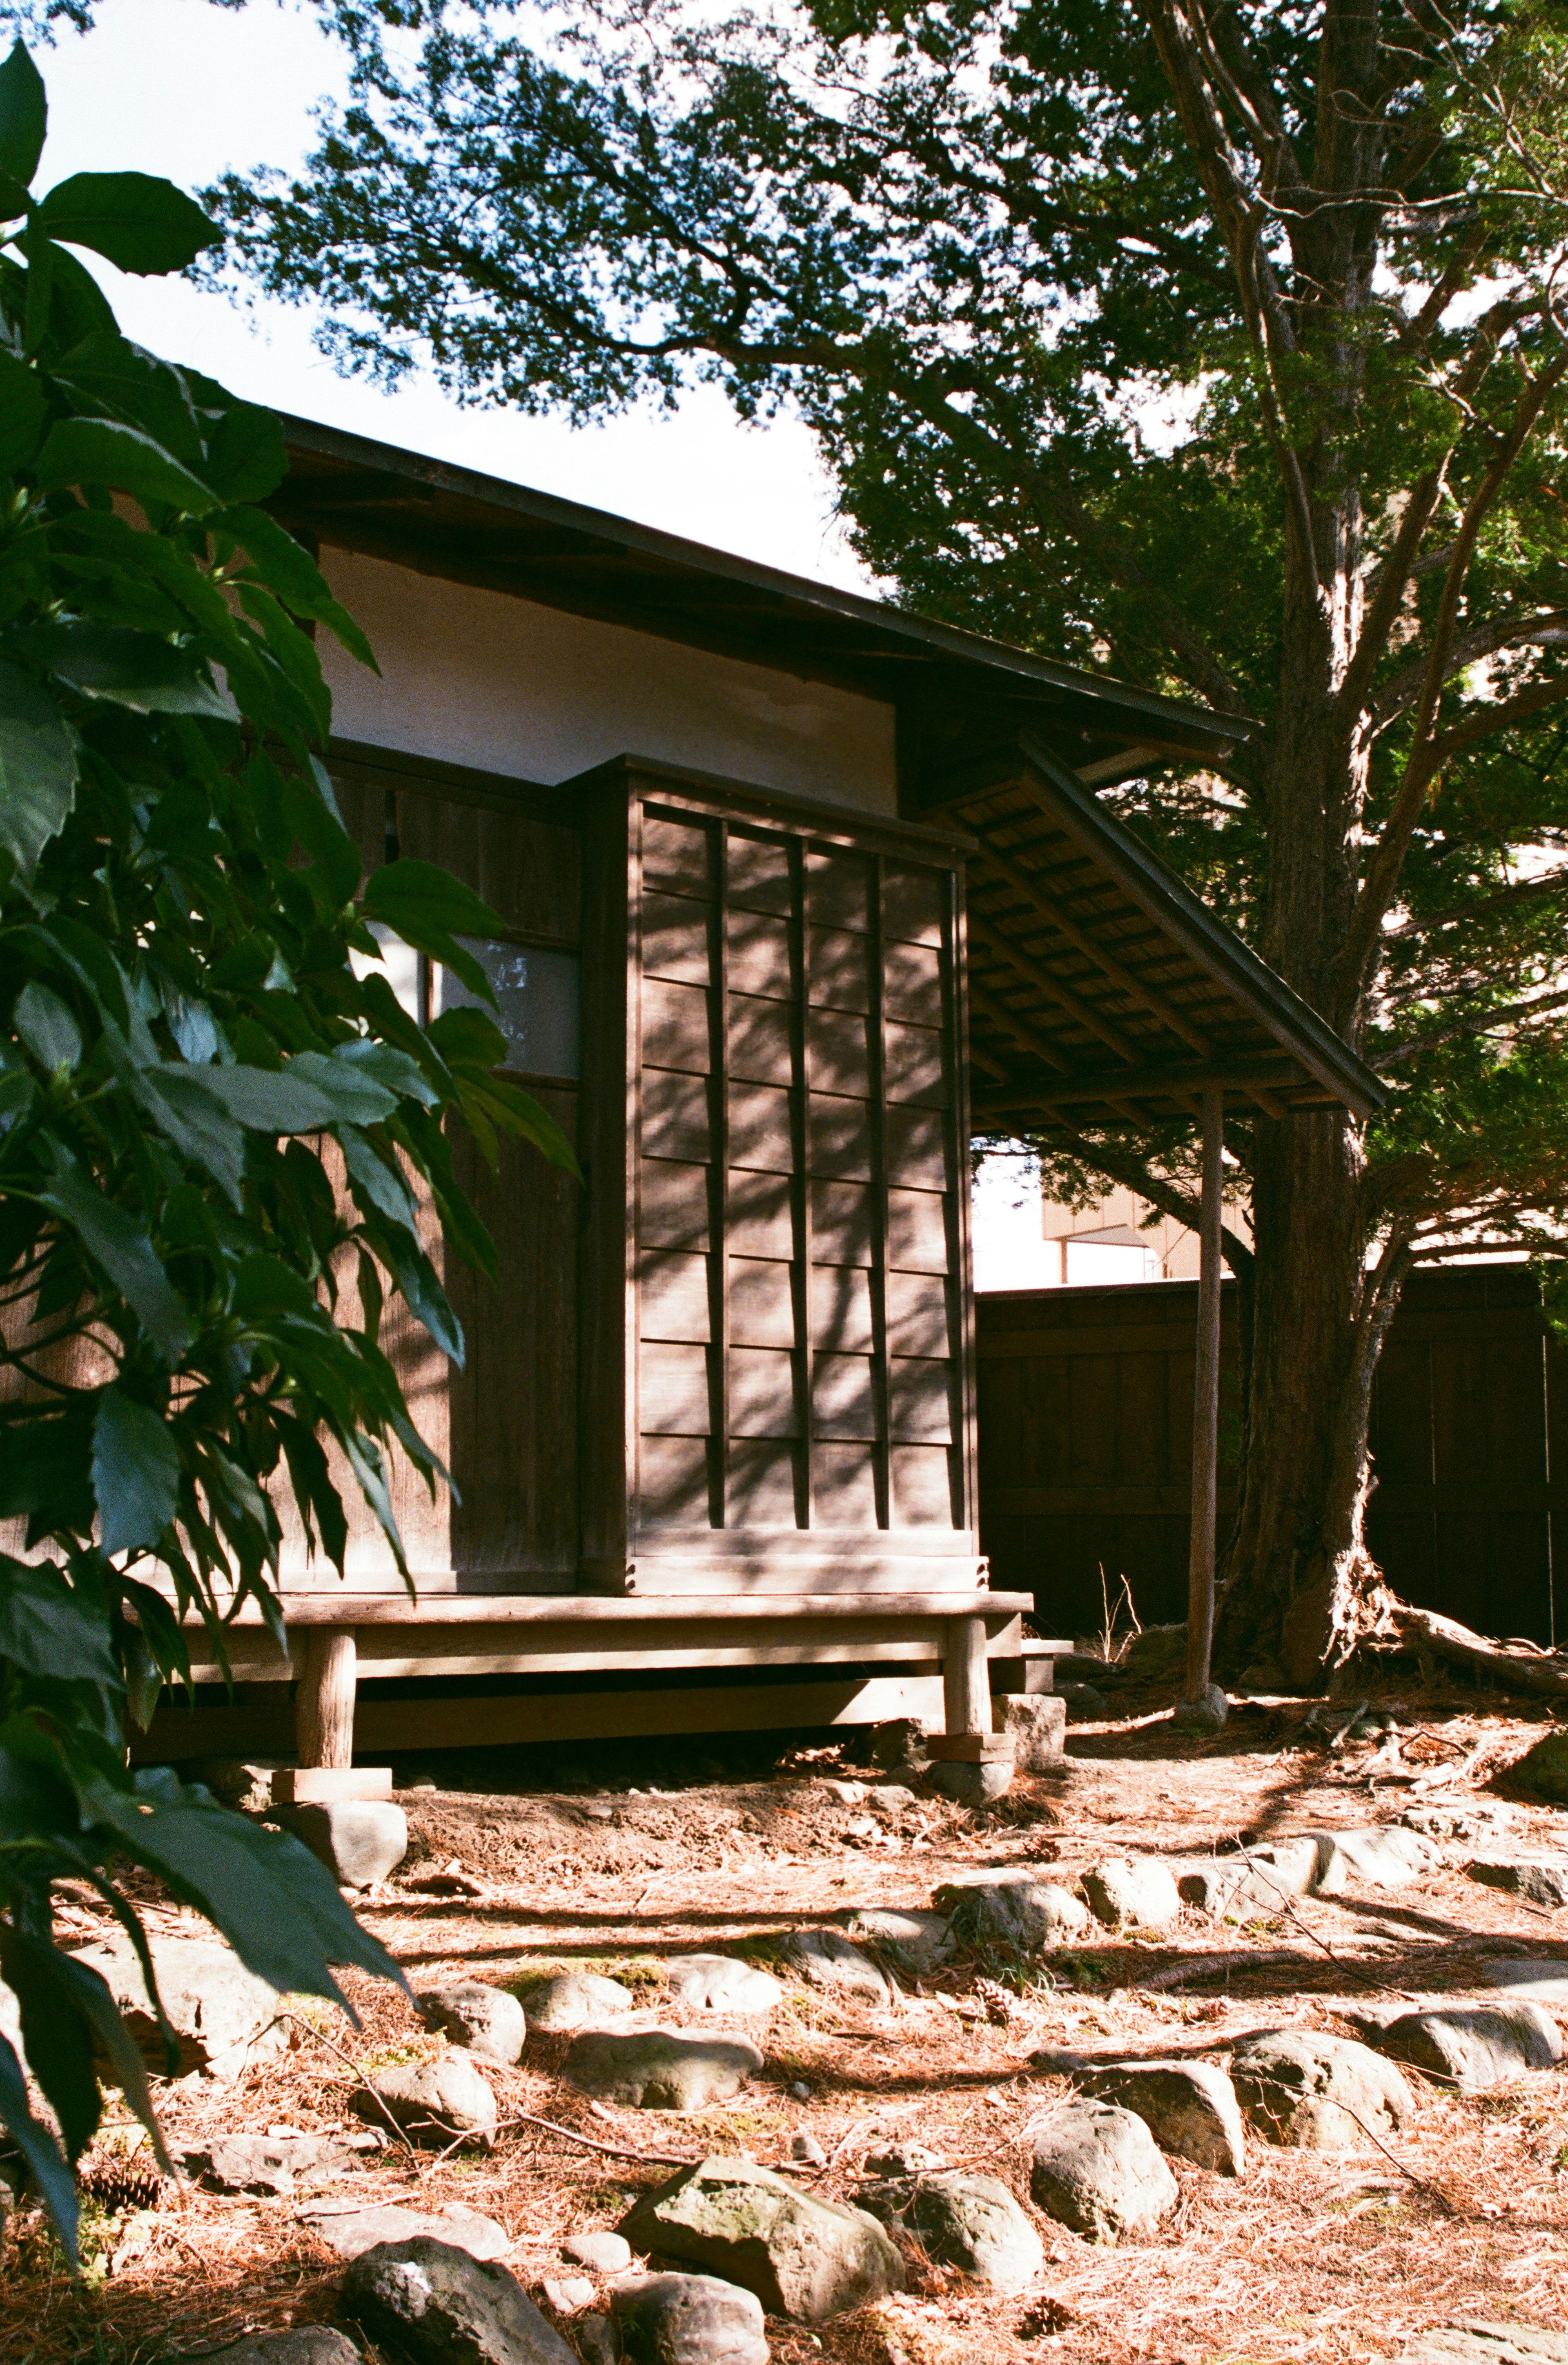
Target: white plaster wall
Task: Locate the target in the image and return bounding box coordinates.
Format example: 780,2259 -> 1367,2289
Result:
319,548 -> 898,815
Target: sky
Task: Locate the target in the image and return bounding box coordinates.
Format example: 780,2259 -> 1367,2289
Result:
31,0 -> 878,593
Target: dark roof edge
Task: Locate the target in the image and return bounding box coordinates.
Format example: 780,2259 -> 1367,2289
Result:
1016,734 -> 1387,1121
280,414 -> 1256,757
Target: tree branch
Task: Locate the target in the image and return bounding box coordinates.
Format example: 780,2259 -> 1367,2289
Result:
1370,609 -> 1568,733
1383,870 -> 1568,938
1375,985 -> 1568,1066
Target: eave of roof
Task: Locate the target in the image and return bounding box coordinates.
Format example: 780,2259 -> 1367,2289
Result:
274,414 -> 1252,767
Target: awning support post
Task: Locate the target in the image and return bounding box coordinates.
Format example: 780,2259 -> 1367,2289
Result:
1185,1083 -> 1225,1703
296,1627 -> 357,1770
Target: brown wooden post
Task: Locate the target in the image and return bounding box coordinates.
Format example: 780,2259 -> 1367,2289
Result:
943,1614 -> 992,1737
1185,1083 -> 1225,1701
296,1628 -> 357,1770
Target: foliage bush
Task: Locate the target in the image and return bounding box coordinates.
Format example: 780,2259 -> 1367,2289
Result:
0,38 -> 573,2254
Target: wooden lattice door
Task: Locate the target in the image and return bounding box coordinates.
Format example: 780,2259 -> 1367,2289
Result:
579,764 -> 980,1596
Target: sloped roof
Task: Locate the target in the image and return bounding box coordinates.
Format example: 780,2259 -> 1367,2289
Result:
275,416 -> 1382,1128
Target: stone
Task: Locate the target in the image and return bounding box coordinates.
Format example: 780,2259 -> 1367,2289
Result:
1404,1803 -> 1516,1842
1370,2002 -> 1562,2092
272,1802 -> 408,1890
1058,1683 -> 1110,1722
933,1875 -> 1090,1952
360,2056 -> 498,2144
840,1908 -> 955,1978
1119,1623 -> 1187,1682
864,2144 -> 942,2178
1321,1826 -> 1439,1890
1502,1729 -> 1568,1806
666,1956 -> 783,2016
575,2321 -> 617,2365
1469,1859 -> 1568,1911
564,2231 -> 634,2273
418,1983 -> 528,2065
998,1694 -> 1067,1770
185,2132 -> 361,2194
1174,1685 -> 1228,1733
1228,2031 -> 1414,2150
1028,2102 -> 1179,2242
779,1928 -> 893,2006
1062,2059 -> 1245,2176
1399,2326 -> 1568,2365
540,2280 -> 593,2315
187,2334 -> 361,2365
341,2237 -> 577,2365
521,1973 -> 637,2033
611,2272 -> 769,2365
621,2155 -> 905,2322
927,1759 -> 1013,1807
299,2202 -> 512,2261
790,2131 -> 826,2166
1486,1959 -> 1568,2008
67,1935 -> 283,2082
1178,1837 -> 1331,1922
566,2031 -> 763,2112
1081,1858 -> 1182,1933
858,2172 -> 1043,2295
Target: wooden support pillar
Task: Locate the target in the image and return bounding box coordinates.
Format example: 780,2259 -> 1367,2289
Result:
296,1627 -> 357,1770
942,1614 -> 993,1738
1185,1083 -> 1225,1702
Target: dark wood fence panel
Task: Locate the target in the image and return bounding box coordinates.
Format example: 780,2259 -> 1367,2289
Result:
976,1266 -> 1564,1646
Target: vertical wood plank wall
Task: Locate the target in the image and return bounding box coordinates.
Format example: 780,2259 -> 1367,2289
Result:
977,1266 -> 1563,1646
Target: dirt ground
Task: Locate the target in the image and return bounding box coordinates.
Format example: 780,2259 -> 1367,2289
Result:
16,1679 -> 1568,2365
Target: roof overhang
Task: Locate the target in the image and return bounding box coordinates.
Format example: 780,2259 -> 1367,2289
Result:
924,736 -> 1385,1128
272,417 -> 1251,773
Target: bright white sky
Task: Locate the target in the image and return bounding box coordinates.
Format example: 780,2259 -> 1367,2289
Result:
33,0 -> 877,592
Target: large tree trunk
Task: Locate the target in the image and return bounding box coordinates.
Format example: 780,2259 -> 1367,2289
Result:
1214,1110 -> 1401,1685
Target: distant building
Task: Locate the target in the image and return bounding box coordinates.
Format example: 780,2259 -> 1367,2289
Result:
972,1158 -> 1250,1289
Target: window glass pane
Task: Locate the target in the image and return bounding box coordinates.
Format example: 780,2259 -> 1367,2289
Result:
434,938 -> 580,1078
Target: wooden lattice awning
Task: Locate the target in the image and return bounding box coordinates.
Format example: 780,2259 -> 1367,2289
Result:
922,736 -> 1385,1130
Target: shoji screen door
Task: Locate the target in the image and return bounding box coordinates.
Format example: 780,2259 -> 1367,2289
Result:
579,766 -> 980,1597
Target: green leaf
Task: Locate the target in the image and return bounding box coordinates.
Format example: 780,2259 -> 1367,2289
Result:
0,42 -> 45,192
0,655 -> 76,878
53,1947 -> 172,2173
190,381 -> 285,505
339,1125 -> 418,1231
213,505 -> 379,669
0,348 -> 46,473
285,1048 -> 399,1126
13,978 -> 79,1072
34,417 -> 218,515
186,1060 -> 340,1133
92,1387 -> 179,1557
56,332 -> 203,468
133,1066 -> 246,1206
35,172 -> 221,275
363,858 -> 508,941
0,1556 -> 118,1684
33,1146 -> 192,1364
0,2030 -> 76,2261
82,1766 -> 407,2012
0,1928 -> 101,2164
11,622 -> 231,715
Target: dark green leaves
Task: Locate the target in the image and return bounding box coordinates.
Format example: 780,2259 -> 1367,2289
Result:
32,1150 -> 192,1363
0,1557 -> 118,1683
91,1388 -> 178,1556
34,418 -> 218,515
0,655 -> 76,877
0,41 -> 45,191
34,172 -> 221,274
11,622 -> 231,716
362,859 -> 507,1000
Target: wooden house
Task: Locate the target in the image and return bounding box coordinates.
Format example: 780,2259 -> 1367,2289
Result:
142,418 -> 1383,1780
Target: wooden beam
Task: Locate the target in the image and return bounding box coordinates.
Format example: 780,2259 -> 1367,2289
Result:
976,826 -> 1212,1058
968,979 -> 1074,1074
969,914 -> 1140,1063
296,1629 -> 357,1770
1185,1084 -> 1225,1704
975,1054 -> 1304,1108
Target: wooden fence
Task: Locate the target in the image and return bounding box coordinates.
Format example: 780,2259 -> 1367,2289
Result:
976,1264 -> 1565,1648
